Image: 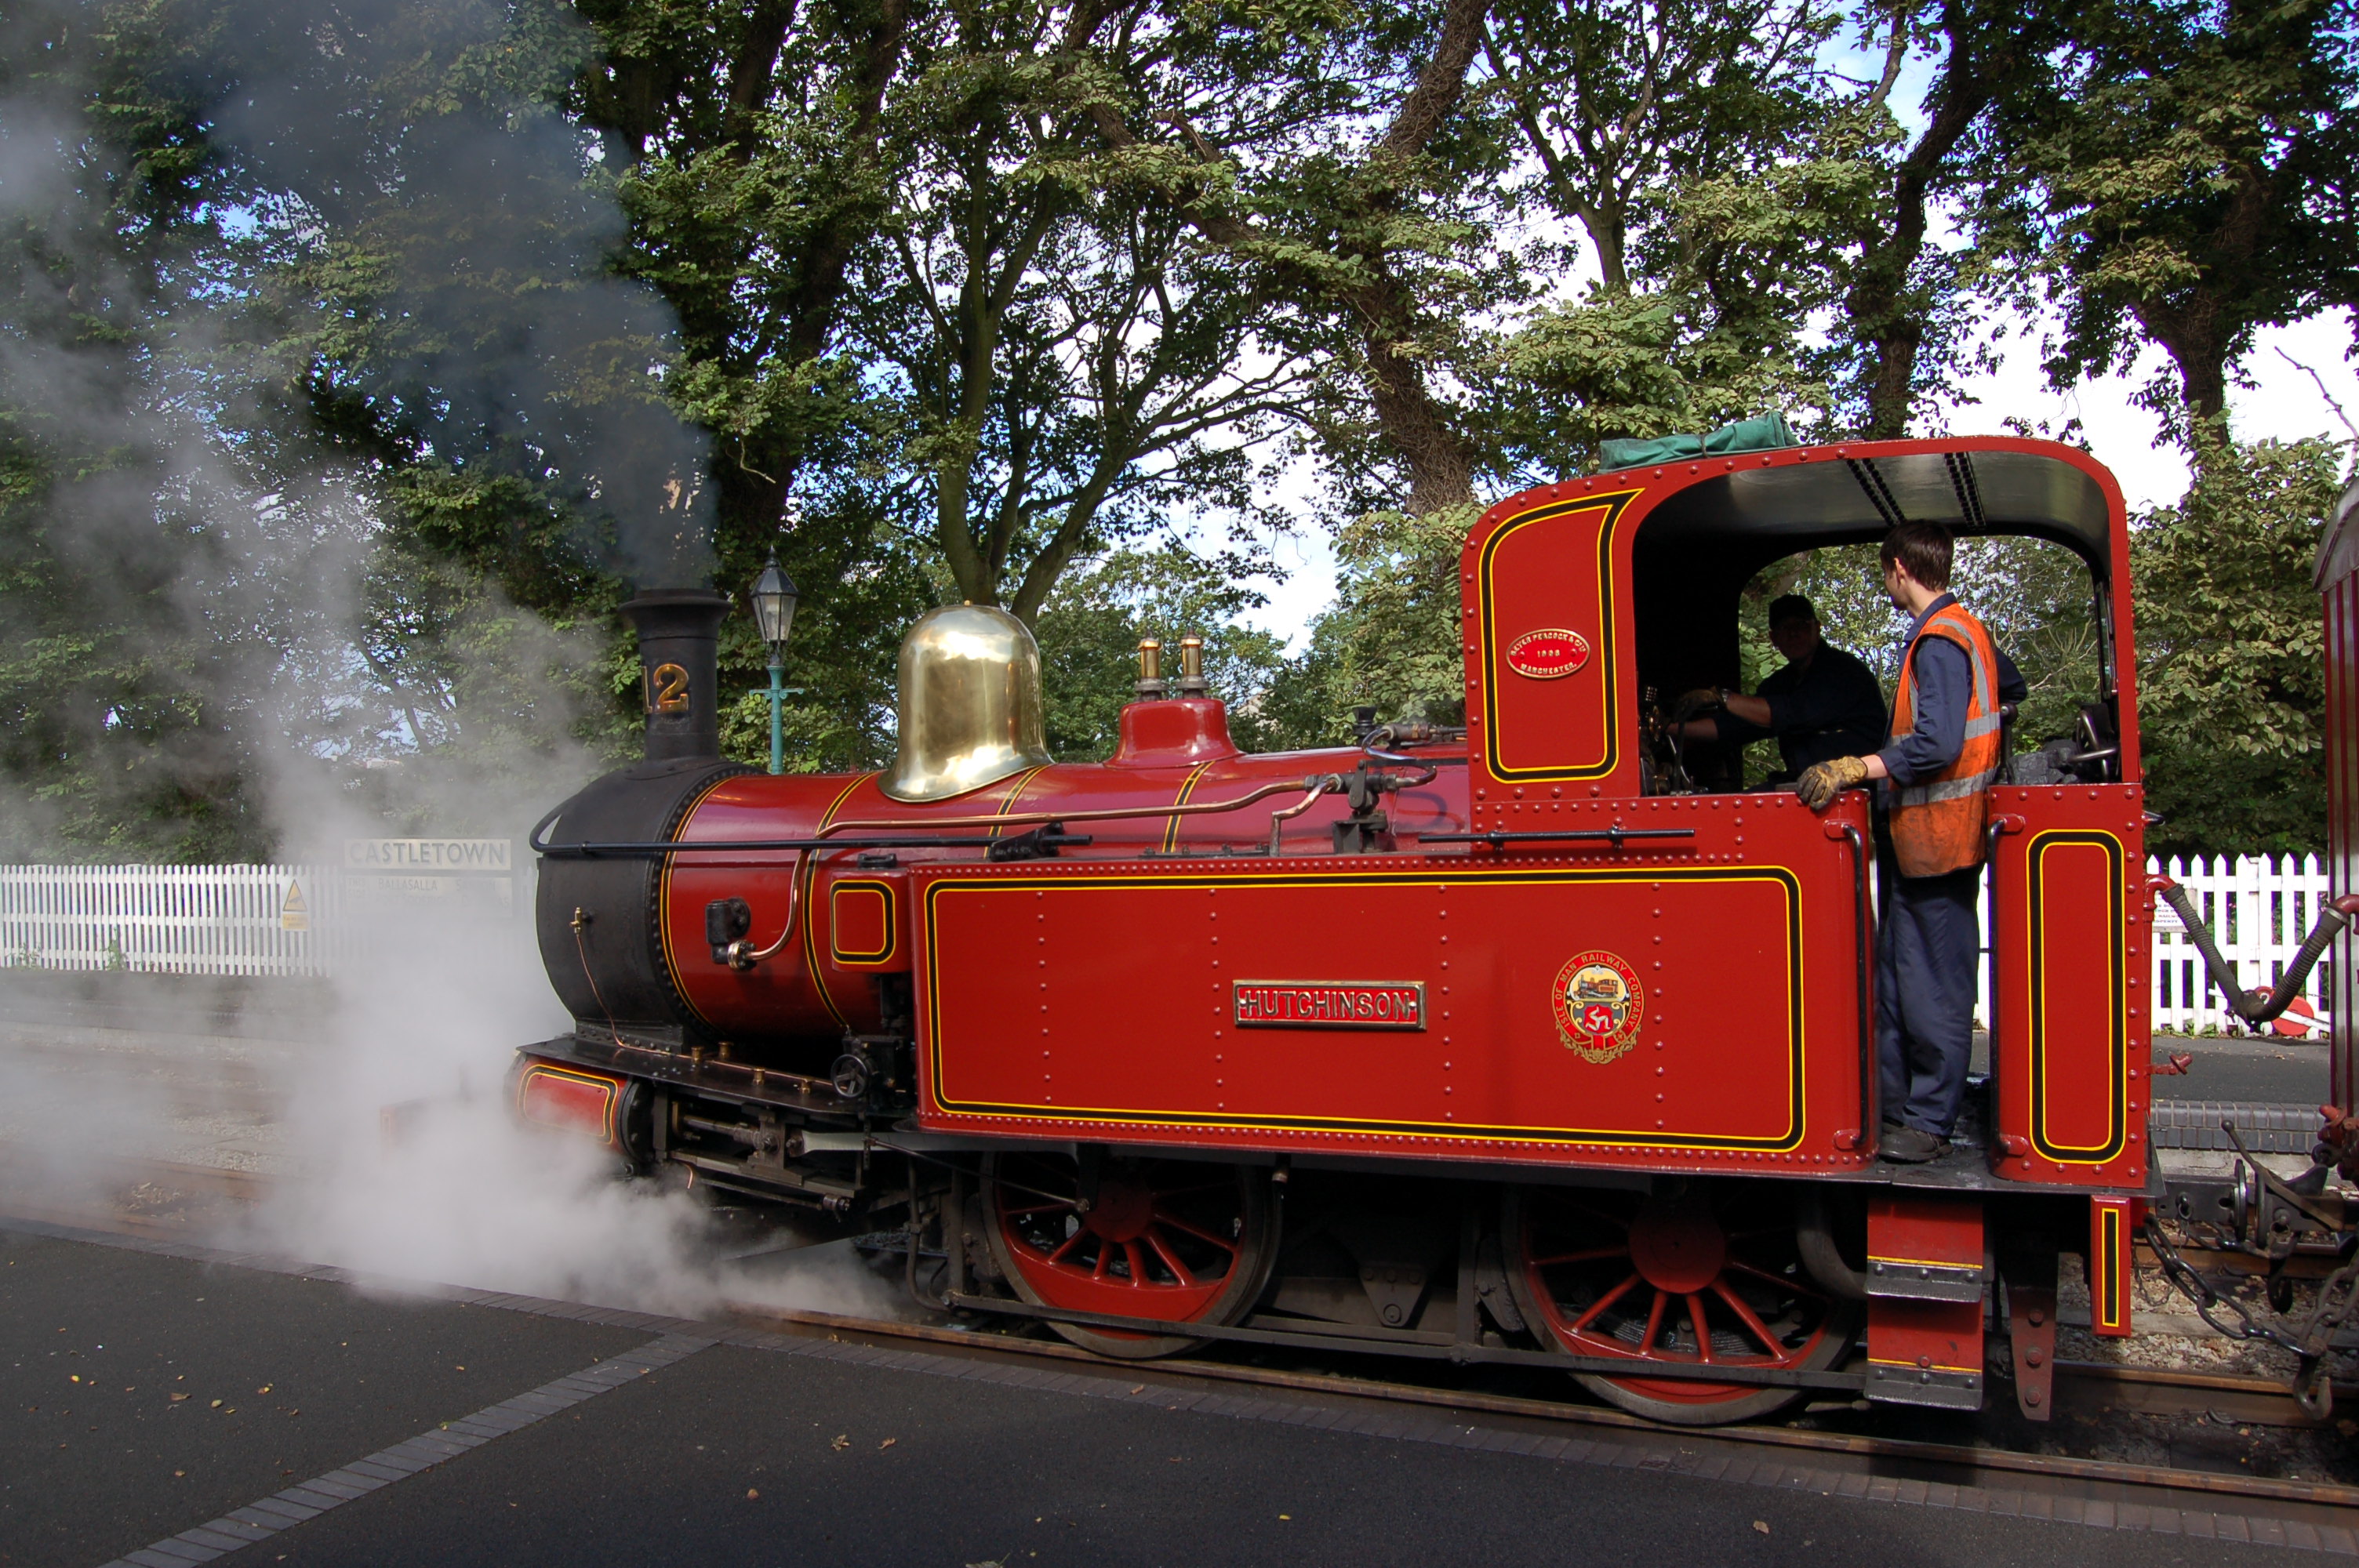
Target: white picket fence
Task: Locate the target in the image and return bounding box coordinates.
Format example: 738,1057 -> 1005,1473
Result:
0,864 -> 336,976
2140,854 -> 2334,1038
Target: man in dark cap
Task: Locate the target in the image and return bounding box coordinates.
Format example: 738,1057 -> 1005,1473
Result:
1672,593 -> 1886,780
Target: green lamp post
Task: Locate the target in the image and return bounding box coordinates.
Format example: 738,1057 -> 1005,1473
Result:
750,551 -> 799,775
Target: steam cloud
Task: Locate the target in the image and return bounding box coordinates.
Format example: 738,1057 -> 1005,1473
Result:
0,1 -> 885,1320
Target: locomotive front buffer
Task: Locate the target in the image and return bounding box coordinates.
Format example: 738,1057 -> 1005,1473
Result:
511,438 -> 2359,1426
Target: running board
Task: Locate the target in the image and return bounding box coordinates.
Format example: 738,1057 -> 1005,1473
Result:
943,1292 -> 1866,1392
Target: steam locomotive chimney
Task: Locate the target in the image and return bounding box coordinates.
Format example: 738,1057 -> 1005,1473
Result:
621,589 -> 731,762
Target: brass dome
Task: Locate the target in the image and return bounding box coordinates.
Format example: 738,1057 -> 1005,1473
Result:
879,603 -> 1053,802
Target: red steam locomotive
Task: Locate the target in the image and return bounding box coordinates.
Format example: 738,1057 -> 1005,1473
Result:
514,434 -> 2276,1425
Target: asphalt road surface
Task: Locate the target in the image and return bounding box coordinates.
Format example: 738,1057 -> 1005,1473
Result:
3,1221 -> 2346,1568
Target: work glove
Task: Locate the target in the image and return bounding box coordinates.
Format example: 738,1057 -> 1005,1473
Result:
1796,754 -> 1869,811
1671,687 -> 1721,721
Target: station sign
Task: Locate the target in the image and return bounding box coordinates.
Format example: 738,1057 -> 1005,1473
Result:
343,838 -> 513,872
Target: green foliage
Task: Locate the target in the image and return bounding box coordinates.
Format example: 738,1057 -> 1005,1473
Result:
1993,0 -> 2359,424
2,0 -> 2352,868
1031,546 -> 1289,759
1256,505 -> 1474,748
2132,435 -> 2347,856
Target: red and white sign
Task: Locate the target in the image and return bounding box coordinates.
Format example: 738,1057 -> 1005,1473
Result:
1505,628 -> 1591,680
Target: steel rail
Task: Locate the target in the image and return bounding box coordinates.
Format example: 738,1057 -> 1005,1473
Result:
719,1296 -> 2359,1512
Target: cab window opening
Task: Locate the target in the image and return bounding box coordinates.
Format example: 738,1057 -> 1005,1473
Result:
1632,532 -> 2108,795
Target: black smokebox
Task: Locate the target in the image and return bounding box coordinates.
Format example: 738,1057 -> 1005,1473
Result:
621,590 -> 731,762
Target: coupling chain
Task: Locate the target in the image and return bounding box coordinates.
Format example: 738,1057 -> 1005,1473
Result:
2141,1217 -> 2308,1357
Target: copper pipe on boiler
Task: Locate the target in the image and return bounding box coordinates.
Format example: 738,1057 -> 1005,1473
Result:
820,777 -> 1332,837
723,849 -> 806,971
1267,774 -> 1345,855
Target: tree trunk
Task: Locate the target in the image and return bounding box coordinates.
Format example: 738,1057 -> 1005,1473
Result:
1842,0 -> 2014,440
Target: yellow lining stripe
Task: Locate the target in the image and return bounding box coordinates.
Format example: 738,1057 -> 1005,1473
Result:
922,863 -> 1808,1151
1162,762 -> 1214,852
657,774 -> 748,1032
1477,489 -> 1641,781
798,772 -> 877,1029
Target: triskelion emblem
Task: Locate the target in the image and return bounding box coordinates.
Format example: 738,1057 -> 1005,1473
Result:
1550,950 -> 1645,1064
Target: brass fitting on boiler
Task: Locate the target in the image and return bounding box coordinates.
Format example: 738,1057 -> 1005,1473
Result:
1135,637 -> 1167,699
1176,634 -> 1208,698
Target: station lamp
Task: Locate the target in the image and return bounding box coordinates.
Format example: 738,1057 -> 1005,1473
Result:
750,551 -> 799,775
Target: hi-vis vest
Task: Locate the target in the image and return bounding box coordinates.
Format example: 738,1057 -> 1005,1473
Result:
1888,601 -> 2002,878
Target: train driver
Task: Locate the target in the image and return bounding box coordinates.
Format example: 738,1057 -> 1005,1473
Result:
1670,593 -> 1887,782
1794,521 -> 1998,1165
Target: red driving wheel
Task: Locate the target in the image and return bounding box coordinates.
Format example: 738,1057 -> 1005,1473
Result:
981,1152 -> 1278,1359
1503,1184 -> 1857,1425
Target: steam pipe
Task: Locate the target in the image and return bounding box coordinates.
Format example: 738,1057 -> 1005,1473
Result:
823,777 -> 1332,837
2156,878 -> 2359,1027
529,802 -> 1093,859
722,851 -> 806,971
1267,774 -> 1345,854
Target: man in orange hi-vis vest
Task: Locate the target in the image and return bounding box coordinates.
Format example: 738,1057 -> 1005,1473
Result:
1796,521 -> 2002,1163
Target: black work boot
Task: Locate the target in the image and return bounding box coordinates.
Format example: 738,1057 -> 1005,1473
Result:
1879,1124 -> 1945,1163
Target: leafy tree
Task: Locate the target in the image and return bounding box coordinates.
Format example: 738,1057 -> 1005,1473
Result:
1255,503 -> 1476,746
2132,435 -> 2346,855
1081,0 -> 1513,517
1030,544 -> 1288,758
845,0 -> 1308,619
1994,0 -> 2359,434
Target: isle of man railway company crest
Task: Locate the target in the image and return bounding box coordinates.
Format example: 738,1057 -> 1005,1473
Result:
1550,949 -> 1644,1065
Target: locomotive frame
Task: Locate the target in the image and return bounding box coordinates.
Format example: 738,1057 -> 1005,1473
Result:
513,434 -> 2288,1427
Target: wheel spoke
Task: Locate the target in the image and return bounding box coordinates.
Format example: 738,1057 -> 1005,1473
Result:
1144,1227 -> 1201,1287
1092,1240 -> 1114,1279
1636,1288 -> 1669,1356
1727,1258 -> 1825,1302
1569,1272 -> 1644,1332
1712,1279 -> 1795,1362
1686,1293 -> 1714,1363
1151,1207 -> 1241,1254
1122,1240 -> 1147,1287
1045,1229 -> 1089,1265
1530,1245 -> 1630,1267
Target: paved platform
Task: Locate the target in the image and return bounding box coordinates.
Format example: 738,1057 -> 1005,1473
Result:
4,1220 -> 2347,1568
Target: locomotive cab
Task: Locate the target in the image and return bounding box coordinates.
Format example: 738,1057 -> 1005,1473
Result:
1462,439 -> 2147,1187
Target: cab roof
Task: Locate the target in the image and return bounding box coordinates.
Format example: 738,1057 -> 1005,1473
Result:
1626,443 -> 2117,577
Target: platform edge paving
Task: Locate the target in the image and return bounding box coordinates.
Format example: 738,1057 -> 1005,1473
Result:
5,1213 -> 2345,1557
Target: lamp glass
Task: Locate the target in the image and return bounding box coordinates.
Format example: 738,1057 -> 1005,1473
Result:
751,556 -> 798,650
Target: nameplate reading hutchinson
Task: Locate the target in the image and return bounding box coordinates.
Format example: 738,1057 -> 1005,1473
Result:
1233,982 -> 1427,1031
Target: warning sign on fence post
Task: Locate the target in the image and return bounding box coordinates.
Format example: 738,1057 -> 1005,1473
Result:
280,880 -> 309,931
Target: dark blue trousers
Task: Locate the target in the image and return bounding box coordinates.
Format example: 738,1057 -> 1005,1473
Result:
1875,852 -> 1982,1137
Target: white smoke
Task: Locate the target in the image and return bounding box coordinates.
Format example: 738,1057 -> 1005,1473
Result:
0,0 -> 898,1323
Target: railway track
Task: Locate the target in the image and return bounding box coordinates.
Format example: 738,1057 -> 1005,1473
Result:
714,1294 -> 2359,1513
6,1146 -> 2354,1525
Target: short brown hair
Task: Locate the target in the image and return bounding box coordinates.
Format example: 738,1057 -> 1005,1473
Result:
1879,521 -> 1953,590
